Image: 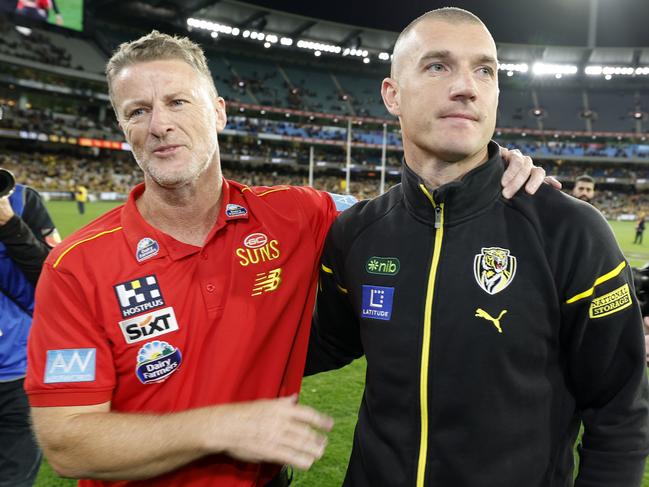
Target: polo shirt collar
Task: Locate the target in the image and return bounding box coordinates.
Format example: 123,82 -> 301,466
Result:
121,179 -> 249,264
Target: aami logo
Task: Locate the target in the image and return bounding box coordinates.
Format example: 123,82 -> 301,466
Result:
119,307 -> 179,344
44,348 -> 96,383
236,233 -> 280,267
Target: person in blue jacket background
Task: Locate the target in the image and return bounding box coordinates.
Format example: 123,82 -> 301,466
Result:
0,170 -> 59,487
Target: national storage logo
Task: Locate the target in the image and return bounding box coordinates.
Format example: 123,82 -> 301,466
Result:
114,275 -> 165,318
366,257 -> 400,276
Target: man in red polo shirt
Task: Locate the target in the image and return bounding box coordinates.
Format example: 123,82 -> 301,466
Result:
25,31 -> 547,487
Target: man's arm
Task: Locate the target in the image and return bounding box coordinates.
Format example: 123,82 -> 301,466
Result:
32,395 -> 333,480
558,209 -> 649,486
305,215 -> 364,376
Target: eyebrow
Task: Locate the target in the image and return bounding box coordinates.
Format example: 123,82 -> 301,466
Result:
121,92 -> 190,113
419,50 -> 498,67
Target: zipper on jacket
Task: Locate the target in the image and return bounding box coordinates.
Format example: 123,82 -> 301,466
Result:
416,184 -> 445,487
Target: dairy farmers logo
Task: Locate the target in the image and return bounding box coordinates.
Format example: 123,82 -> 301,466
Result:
136,237 -> 159,262
114,275 -> 165,318
366,257 -> 400,276
236,232 -> 281,267
119,307 -> 179,344
135,340 -> 182,384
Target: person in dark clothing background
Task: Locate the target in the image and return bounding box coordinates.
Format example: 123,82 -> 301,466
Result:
0,169 -> 59,487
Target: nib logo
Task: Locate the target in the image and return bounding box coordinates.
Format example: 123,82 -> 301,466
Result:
366,257 -> 400,276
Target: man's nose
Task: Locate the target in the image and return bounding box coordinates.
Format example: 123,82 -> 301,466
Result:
148,105 -> 174,138
449,69 -> 478,101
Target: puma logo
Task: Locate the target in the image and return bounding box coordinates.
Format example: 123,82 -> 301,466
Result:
475,308 -> 508,333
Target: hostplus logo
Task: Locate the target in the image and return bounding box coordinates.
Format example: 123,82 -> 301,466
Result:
114,275 -> 165,318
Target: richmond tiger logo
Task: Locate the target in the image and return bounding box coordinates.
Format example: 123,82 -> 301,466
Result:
473,247 -> 517,295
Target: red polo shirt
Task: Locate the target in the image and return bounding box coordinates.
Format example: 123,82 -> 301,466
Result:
26,179 -> 338,487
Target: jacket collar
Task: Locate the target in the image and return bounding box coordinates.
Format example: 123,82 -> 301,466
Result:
401,141 -> 504,226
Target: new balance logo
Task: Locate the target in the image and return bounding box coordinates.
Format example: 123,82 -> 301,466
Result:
252,268 -> 282,296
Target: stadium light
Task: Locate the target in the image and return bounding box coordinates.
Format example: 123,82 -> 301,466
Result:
585,65 -> 649,77
498,62 -> 528,73
280,37 -> 293,46
363,58 -> 370,64
378,52 -> 390,61
532,63 -> 578,76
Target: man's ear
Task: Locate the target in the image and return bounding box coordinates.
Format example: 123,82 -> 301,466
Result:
215,97 -> 227,132
381,77 -> 401,117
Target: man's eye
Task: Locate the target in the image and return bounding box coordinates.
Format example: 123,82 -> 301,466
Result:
172,99 -> 187,106
129,108 -> 145,118
428,63 -> 445,73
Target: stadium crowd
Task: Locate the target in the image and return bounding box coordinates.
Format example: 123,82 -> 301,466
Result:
1,149 -> 648,217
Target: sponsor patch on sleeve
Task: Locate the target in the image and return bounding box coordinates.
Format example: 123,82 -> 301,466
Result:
327,193 -> 358,211
44,348 -> 96,383
589,283 -> 633,319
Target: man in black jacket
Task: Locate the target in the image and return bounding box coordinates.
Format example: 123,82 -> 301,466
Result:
307,7 -> 649,487
0,175 -> 58,487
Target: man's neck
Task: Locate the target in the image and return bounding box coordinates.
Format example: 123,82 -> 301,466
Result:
404,145 -> 489,190
136,166 -> 223,247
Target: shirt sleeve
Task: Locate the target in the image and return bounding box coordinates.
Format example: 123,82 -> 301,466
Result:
305,214 -> 364,375
291,186 -> 341,254
25,264 -> 115,407
556,208 -> 649,486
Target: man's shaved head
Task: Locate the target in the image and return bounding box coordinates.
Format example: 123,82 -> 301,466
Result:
391,7 -> 488,79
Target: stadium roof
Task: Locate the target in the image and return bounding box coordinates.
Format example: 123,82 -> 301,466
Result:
88,0 -> 649,70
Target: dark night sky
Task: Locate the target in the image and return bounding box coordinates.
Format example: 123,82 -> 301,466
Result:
242,0 -> 649,47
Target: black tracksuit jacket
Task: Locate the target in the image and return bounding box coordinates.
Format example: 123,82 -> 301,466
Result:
306,142 -> 649,487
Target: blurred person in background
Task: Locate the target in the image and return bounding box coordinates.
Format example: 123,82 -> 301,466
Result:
74,184 -> 87,215
634,213 -> 645,245
24,31 -> 547,487
15,0 -> 63,25
0,168 -> 59,487
571,174 -> 596,204
306,7 -> 649,487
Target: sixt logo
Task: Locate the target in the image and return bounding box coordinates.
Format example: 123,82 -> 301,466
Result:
366,257 -> 400,276
236,233 -> 280,267
119,307 -> 179,344
114,275 -> 165,318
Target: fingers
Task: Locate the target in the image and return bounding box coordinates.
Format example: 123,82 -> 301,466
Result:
289,403 -> 334,432
500,148 -> 534,199
523,166 -> 546,195
220,397 -> 333,470
544,175 -> 562,189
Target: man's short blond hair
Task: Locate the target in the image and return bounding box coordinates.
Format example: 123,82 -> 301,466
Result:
105,30 -> 218,108
391,7 -> 488,78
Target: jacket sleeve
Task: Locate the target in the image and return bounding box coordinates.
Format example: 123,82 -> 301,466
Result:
305,215 -> 364,375
556,207 -> 649,486
0,187 -> 57,284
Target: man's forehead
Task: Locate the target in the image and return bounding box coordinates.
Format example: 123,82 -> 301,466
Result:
407,19 -> 495,55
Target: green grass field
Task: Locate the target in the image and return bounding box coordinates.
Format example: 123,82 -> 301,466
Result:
33,202 -> 649,486
47,0 -> 83,32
